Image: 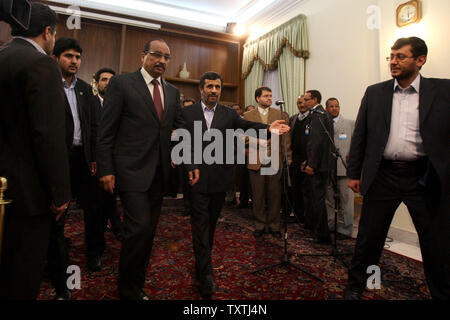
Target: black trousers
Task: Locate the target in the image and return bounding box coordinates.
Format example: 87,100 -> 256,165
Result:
308,171 -> 330,240
348,159 -> 449,299
0,211 -> 52,299
100,188 -> 122,235
190,191 -> 226,279
46,211 -> 70,295
70,146 -> 104,260
118,171 -> 163,300
237,164 -> 251,205
289,162 -> 307,223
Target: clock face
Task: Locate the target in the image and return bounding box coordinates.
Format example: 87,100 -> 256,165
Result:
399,4 -> 417,23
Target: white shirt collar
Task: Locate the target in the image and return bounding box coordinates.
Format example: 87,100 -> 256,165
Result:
140,67 -> 161,86
394,73 -> 421,93
201,101 -> 217,112
258,106 -> 269,115
312,104 -> 320,110
14,36 -> 46,55
333,115 -> 340,124
298,110 -> 309,120
98,94 -> 104,106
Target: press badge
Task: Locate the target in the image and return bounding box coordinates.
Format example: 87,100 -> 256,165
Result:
305,125 -> 310,135
338,133 -> 347,140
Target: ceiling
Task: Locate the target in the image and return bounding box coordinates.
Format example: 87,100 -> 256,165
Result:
47,0 -> 307,39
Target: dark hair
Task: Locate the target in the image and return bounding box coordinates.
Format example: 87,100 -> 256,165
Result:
11,2 -> 57,37
199,71 -> 223,88
143,39 -> 168,53
95,67 -> 116,82
245,105 -> 255,111
391,37 -> 428,57
183,98 -> 196,106
254,86 -> 272,101
325,97 -> 339,107
231,103 -> 244,110
53,37 -> 83,57
306,90 -> 322,104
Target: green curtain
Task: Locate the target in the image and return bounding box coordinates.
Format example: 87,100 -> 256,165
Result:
242,14 -> 309,115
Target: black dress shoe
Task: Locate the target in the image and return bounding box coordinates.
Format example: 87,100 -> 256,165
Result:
312,237 -> 332,245
253,229 -> 264,238
270,231 -> 282,239
336,233 -> 352,240
199,275 -> 218,299
87,256 -> 101,272
55,289 -> 72,300
343,288 -> 362,300
139,290 -> 151,300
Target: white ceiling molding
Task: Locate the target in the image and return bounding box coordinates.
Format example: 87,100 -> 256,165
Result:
47,0 -> 307,34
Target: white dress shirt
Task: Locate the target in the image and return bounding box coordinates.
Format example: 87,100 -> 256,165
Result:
298,110 -> 310,121
140,67 -> 164,109
257,106 -> 269,116
383,74 -> 425,161
201,101 -> 217,130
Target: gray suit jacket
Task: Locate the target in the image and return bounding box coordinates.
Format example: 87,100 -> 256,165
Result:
333,116 -> 355,176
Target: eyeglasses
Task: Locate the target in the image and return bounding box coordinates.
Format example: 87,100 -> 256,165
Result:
145,51 -> 172,61
387,54 -> 415,62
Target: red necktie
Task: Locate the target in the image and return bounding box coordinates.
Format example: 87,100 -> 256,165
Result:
151,79 -> 163,121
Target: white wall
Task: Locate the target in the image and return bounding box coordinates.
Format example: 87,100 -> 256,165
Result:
262,0 -> 450,234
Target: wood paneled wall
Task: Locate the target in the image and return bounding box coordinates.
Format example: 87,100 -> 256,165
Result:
0,1 -> 246,106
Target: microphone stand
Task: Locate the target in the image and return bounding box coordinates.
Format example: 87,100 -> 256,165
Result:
295,108 -> 351,268
251,102 -> 323,282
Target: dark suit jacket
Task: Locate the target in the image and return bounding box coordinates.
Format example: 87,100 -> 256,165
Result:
64,78 -> 97,164
0,38 -> 71,216
347,76 -> 450,198
96,69 -> 184,192
306,105 -> 333,173
181,102 -> 269,193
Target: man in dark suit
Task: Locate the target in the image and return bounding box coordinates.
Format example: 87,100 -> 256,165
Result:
93,67 -> 123,241
345,37 -> 450,300
180,71 -> 290,299
97,39 -> 184,300
0,2 -> 71,300
302,90 -> 333,244
289,95 -> 311,228
52,38 -> 104,275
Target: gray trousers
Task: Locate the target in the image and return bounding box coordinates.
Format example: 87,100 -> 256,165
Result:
249,169 -> 281,232
326,176 -> 354,236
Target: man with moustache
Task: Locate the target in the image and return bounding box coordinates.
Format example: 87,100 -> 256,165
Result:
289,95 -> 311,227
325,98 -> 355,239
181,72 -> 290,299
0,2 -> 71,299
345,37 -> 450,300
244,87 -> 292,239
302,90 -> 333,244
93,68 -> 123,241
97,39 -> 184,300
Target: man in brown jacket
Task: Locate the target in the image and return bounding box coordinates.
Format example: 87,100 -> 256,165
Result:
244,87 -> 292,239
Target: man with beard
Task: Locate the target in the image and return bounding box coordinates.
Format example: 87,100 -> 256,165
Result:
0,2 -> 71,300
97,39 -> 184,300
181,72 -> 290,299
244,87 -> 292,239
93,68 -> 123,241
345,37 -> 450,300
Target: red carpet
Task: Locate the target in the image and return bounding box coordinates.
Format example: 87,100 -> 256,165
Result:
38,199 -> 431,300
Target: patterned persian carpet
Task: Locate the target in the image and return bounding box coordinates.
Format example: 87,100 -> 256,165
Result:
38,198 -> 431,300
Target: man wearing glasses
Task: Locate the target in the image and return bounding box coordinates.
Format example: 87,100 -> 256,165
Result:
345,37 -> 450,300
96,39 -> 184,300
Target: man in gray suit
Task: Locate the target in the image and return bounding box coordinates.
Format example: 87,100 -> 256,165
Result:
325,98 -> 355,238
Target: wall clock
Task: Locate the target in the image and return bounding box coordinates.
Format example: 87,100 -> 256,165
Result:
397,0 -> 422,27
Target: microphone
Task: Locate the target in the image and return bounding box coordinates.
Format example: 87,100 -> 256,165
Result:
275,100 -> 285,106
309,107 -> 325,115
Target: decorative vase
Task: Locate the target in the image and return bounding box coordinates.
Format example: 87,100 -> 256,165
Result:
179,62 -> 189,79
